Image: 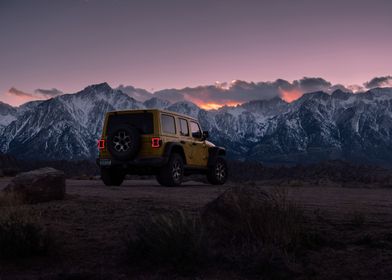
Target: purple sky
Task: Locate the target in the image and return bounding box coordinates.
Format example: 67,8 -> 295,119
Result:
0,0 -> 391,106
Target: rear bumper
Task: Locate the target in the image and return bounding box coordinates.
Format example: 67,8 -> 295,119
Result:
96,156 -> 168,169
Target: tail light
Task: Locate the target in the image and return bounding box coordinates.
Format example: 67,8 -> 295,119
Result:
97,139 -> 105,150
151,137 -> 161,148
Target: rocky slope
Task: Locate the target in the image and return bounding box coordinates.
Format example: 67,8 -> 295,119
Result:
0,101 -> 17,128
1,83 -> 392,165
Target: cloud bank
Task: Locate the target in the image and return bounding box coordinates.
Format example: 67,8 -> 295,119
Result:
8,87 -> 34,98
152,77 -> 358,108
3,87 -> 64,106
364,76 -> 392,89
34,88 -> 63,97
2,75 -> 391,108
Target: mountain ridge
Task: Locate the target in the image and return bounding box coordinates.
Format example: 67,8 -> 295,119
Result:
1,83 -> 392,166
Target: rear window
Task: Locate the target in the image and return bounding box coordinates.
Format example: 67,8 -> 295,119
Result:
107,112 -> 154,135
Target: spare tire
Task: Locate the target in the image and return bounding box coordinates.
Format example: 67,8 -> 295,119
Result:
107,124 -> 140,160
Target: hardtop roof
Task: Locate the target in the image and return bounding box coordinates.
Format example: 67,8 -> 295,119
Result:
106,108 -> 198,122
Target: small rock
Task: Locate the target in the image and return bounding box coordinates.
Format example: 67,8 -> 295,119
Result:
4,167 -> 65,203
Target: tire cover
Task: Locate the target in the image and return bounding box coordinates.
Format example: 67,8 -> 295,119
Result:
107,124 -> 140,160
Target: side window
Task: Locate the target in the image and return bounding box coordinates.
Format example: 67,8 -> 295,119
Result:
190,121 -> 201,139
161,114 -> 176,134
179,119 -> 189,136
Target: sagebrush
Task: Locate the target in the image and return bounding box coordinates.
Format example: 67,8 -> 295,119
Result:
0,194 -> 53,258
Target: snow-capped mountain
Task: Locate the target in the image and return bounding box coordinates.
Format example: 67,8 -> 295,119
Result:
116,85 -> 152,102
0,83 -> 144,160
0,101 -> 17,127
17,100 -> 44,116
143,97 -> 171,109
1,83 -> 392,166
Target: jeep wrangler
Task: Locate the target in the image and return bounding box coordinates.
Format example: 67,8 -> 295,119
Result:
96,109 -> 228,186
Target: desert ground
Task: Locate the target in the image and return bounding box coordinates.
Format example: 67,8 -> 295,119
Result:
1,178 -> 392,279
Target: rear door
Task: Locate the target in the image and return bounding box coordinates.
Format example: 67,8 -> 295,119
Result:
178,118 -> 194,165
189,121 -> 208,167
160,113 -> 178,154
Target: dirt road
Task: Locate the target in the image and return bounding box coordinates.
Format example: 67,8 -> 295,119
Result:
1,179 -> 392,279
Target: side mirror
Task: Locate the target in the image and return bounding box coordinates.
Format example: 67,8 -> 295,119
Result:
202,131 -> 209,140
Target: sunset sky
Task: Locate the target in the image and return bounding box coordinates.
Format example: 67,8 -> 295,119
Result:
0,0 -> 391,106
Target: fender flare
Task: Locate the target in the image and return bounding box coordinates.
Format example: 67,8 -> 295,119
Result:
163,142 -> 187,164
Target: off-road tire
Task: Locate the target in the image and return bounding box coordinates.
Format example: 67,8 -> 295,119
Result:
101,168 -> 125,186
207,157 -> 228,185
156,153 -> 184,187
107,124 -> 140,160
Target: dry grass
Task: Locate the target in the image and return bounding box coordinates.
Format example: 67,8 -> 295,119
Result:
126,187 -> 310,277
203,187 -> 308,276
0,193 -> 53,258
127,210 -> 208,274
204,187 -> 307,251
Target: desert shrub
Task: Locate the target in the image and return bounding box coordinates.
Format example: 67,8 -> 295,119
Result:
0,194 -> 53,258
201,186 -> 311,277
126,188 -> 312,277
127,210 -> 208,273
251,188 -> 307,251
204,187 -> 307,252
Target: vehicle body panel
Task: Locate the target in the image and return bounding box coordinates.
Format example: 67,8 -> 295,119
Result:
98,109 -> 224,171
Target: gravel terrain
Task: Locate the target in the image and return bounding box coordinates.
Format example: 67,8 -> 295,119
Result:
1,178 -> 392,279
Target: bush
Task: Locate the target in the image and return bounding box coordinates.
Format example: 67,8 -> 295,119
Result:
202,187 -> 307,276
203,187 -> 307,252
0,194 -> 53,258
127,211 -> 208,274
126,187 -> 311,277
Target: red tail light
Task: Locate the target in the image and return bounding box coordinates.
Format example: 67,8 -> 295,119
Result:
97,139 -> 105,150
151,137 -> 161,148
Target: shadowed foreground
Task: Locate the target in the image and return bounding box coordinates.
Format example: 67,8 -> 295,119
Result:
0,179 -> 392,279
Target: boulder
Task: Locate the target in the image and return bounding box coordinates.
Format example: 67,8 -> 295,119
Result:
4,167 -> 65,203
202,186 -> 270,240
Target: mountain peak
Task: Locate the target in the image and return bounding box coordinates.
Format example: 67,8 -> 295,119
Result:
84,82 -> 112,92
300,91 -> 329,101
331,89 -> 351,100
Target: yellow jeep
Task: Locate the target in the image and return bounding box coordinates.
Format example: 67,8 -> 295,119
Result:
97,109 -> 227,186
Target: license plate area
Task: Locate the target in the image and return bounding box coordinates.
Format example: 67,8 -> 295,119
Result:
100,159 -> 111,166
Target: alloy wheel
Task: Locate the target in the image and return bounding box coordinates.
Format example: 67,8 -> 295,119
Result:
172,160 -> 182,181
215,162 -> 226,182
112,130 -> 132,152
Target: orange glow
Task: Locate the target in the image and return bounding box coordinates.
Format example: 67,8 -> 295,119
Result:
199,103 -> 223,110
185,95 -> 242,110
198,101 -> 241,110
279,88 -> 303,102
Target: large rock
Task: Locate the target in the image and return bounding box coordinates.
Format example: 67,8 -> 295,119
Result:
202,186 -> 270,241
4,167 -> 65,203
